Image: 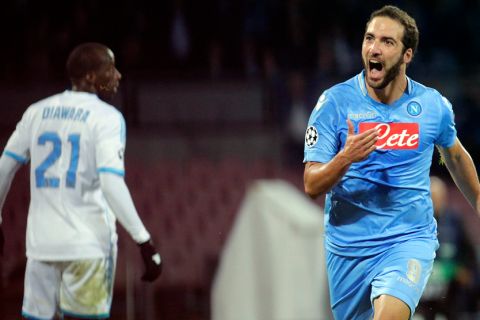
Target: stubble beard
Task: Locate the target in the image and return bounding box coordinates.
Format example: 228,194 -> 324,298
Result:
96,81 -> 119,101
364,54 -> 404,90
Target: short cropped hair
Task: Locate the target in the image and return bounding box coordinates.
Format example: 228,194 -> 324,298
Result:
66,42 -> 110,82
367,5 -> 419,56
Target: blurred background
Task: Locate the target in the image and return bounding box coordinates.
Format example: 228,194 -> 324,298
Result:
0,0 -> 480,319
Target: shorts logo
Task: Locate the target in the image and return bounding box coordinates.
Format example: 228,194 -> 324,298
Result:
407,101 -> 422,116
406,259 -> 422,284
358,122 -> 419,150
305,126 -> 318,147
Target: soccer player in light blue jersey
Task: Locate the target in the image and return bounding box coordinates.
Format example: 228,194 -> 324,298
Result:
0,43 -> 162,320
303,5 -> 480,320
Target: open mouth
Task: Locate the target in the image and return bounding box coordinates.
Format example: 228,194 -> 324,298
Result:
369,60 -> 383,72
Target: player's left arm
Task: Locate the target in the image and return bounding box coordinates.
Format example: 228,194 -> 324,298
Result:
96,111 -> 162,281
438,138 -> 480,213
0,107 -> 31,255
0,155 -> 23,218
0,154 -> 23,255
100,172 -> 163,282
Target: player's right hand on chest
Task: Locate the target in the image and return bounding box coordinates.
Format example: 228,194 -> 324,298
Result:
343,119 -> 379,162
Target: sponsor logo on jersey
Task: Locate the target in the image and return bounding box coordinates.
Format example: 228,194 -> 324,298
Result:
406,101 -> 422,116
359,122 -> 419,150
348,111 -> 378,120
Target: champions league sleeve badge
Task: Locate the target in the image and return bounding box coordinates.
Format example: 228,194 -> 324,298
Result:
305,126 -> 318,147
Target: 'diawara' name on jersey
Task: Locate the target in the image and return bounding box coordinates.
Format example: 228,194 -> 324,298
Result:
3,90 -> 126,261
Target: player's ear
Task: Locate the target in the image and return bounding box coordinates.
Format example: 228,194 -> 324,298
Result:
85,72 -> 96,85
403,48 -> 413,65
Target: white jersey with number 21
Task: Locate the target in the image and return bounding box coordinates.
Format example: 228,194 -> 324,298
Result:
4,90 -> 125,260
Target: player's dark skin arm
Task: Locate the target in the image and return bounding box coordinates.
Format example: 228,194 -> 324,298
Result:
438,138 -> 480,213
304,119 -> 379,198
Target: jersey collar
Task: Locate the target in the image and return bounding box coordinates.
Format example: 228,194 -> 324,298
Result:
357,70 -> 413,97
64,90 -> 99,99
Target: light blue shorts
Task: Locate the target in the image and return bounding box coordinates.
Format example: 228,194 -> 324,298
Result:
326,238 -> 438,320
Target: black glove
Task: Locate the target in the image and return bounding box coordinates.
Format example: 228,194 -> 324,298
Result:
138,239 -> 162,282
0,225 -> 4,256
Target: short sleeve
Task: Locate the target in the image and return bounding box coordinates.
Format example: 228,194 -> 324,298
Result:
3,108 -> 32,164
436,96 -> 457,148
303,91 -> 340,163
96,111 -> 126,176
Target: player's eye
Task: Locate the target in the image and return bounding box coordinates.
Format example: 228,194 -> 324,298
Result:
364,35 -> 374,42
384,39 -> 395,46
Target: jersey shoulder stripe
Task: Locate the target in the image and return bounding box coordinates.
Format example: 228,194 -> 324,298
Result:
97,167 -> 125,176
3,150 -> 28,163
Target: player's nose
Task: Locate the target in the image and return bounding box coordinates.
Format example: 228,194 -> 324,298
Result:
369,40 -> 382,55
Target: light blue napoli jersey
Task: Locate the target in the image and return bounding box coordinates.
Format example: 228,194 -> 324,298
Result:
304,71 -> 456,257
3,90 -> 126,260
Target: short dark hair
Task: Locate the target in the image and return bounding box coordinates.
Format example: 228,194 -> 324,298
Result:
367,5 -> 419,56
66,42 -> 110,82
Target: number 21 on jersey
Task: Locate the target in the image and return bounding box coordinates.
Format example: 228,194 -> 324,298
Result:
35,132 -> 80,188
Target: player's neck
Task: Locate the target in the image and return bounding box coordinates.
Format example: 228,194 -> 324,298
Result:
367,74 -> 407,105
71,81 -> 97,95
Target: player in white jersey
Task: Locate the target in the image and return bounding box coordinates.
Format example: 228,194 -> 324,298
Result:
0,43 -> 162,320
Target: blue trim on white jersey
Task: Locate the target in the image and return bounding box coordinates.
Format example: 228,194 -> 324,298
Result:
4,150 -> 28,164
62,310 -> 110,319
97,167 -> 125,176
21,311 -> 51,320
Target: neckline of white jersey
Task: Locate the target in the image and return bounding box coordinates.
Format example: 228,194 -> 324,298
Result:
64,90 -> 99,99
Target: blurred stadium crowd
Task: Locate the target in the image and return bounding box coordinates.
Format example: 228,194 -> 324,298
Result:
1,0 -> 480,155
1,0 -> 480,78
1,0 -> 480,319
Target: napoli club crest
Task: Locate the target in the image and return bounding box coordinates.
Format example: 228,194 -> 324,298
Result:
305,126 -> 318,147
407,101 -> 422,116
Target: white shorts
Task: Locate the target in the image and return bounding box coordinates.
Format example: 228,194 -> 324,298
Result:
22,254 -> 117,320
